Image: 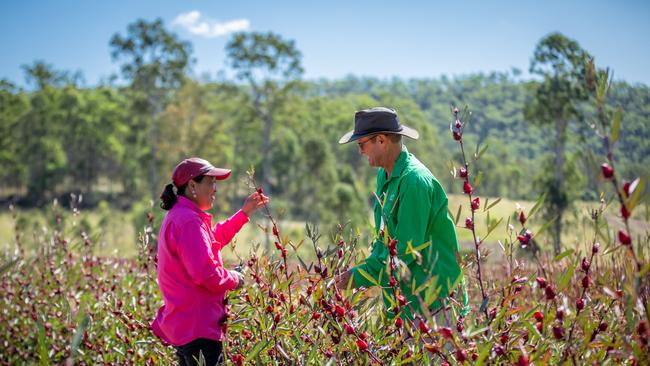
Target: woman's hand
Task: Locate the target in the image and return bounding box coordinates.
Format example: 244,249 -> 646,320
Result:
231,269 -> 245,290
242,191 -> 269,217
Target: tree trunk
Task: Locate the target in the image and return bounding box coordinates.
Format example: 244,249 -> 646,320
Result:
150,99 -> 160,203
553,117 -> 567,255
262,113 -> 273,196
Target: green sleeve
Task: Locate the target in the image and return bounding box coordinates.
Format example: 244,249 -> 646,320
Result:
351,238 -> 388,288
394,175 -> 435,267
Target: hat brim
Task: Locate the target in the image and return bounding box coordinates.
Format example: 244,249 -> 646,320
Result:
338,125 -> 419,144
203,167 -> 231,180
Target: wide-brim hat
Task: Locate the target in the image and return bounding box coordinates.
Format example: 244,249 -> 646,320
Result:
172,157 -> 231,187
338,107 -> 419,144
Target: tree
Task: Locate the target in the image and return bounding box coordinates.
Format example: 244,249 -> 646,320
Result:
524,32 -> 592,254
110,18 -> 192,200
225,31 -> 303,196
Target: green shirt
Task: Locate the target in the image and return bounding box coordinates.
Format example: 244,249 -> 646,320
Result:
351,147 -> 469,319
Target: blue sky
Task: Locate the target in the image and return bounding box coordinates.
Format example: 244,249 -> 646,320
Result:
2,0 -> 649,87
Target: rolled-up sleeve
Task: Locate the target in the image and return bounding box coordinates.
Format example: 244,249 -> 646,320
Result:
176,218 -> 239,293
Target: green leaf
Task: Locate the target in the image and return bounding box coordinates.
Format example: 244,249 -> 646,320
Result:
455,204 -> 462,226
611,107 -> 622,145
554,249 -> 574,262
37,319 -> 48,366
0,258 -> 18,275
484,217 -> 503,241
70,314 -> 90,360
626,177 -> 645,211
639,263 -> 650,277
536,215 -> 557,237
356,268 -> 379,287
473,342 -> 492,366
528,193 -> 546,219
245,340 -> 269,361
476,144 -> 489,161
557,263 -> 575,291
474,171 -> 483,189
484,197 -> 501,211
597,69 -> 609,102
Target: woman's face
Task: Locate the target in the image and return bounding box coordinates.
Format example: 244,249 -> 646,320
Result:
189,176 -> 218,211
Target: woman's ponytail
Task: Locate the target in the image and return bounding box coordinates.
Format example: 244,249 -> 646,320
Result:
160,183 -> 177,210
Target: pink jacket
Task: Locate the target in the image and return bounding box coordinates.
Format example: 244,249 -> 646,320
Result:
151,196 -> 249,346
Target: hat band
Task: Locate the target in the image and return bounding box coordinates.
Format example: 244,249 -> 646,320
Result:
355,125 -> 403,137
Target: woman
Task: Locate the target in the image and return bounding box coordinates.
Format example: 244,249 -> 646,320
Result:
151,157 -> 268,365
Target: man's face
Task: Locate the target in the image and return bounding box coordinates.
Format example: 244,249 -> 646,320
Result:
357,134 -> 383,167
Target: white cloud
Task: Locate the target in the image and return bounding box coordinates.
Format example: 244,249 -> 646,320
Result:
172,11 -> 250,38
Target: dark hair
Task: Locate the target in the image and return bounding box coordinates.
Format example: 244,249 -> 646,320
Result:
159,175 -> 206,210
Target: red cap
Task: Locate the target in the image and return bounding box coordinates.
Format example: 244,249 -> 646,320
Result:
172,157 -> 231,187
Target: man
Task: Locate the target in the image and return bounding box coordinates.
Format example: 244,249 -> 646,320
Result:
336,107 -> 468,321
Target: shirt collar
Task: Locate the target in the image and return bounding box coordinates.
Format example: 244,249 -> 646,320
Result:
388,146 -> 409,181
176,195 -> 212,221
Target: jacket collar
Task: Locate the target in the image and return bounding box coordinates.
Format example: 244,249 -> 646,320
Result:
176,196 -> 212,222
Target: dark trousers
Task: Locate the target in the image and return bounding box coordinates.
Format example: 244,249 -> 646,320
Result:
175,338 -> 224,366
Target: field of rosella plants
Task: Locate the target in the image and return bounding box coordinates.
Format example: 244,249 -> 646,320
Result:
1,72 -> 649,365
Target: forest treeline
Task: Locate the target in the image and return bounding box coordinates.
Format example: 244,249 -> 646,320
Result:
1,19 -> 648,234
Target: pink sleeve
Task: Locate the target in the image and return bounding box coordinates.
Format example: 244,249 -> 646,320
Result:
176,218 -> 239,293
212,210 -> 250,250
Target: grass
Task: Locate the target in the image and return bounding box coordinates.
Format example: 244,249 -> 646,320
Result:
1,194 -> 648,264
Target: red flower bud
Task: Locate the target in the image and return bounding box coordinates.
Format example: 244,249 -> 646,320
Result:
455,349 -> 467,363
598,322 -> 608,332
311,312 -> 321,320
463,181 -> 473,194
453,131 -> 462,141
494,345 -> 505,356
618,230 -> 632,245
419,320 -> 430,333
465,217 -> 474,230
517,355 -> 530,366
533,311 -> 544,322
395,317 -> 403,328
388,239 -> 397,251
274,313 -> 281,323
592,242 -> 600,254
519,211 -> 527,225
266,305 -> 274,313
344,323 -> 355,335
581,258 -> 590,272
454,120 -> 462,129
536,321 -> 543,332
499,334 -> 509,344
356,339 -> 368,351
459,167 -> 468,178
576,298 -> 585,311
338,249 -> 343,258
335,305 -> 346,318
389,276 -> 397,287
623,180 -> 631,197
272,225 -> 279,237
601,163 -> 614,178
553,325 -> 565,339
556,308 -> 565,321
440,327 -> 453,339
397,294 -> 406,306
621,205 -> 631,219
471,197 -> 480,211
536,277 -> 547,288
274,241 -> 283,250
545,286 -> 556,300
256,187 -> 264,195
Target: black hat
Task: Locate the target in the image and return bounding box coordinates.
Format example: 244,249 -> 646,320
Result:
338,107 -> 419,144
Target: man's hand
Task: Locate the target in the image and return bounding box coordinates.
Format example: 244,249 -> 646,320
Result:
335,270 -> 354,289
